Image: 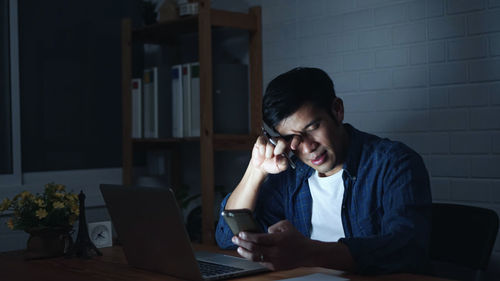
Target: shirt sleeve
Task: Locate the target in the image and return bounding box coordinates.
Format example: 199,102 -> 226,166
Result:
215,173 -> 287,250
340,146 -> 432,274
215,193 -> 238,249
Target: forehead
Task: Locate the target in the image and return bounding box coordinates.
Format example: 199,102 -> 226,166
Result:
275,103 -> 323,134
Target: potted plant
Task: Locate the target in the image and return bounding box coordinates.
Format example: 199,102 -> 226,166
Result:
0,183 -> 79,259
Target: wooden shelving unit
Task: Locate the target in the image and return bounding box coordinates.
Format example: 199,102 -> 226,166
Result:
121,0 -> 262,244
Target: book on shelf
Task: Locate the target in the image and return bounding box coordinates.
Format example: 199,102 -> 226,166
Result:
182,64 -> 191,137
137,63 -> 247,140
189,62 -> 200,137
131,78 -> 142,138
143,66 -> 171,138
171,62 -> 200,138
171,64 -> 183,138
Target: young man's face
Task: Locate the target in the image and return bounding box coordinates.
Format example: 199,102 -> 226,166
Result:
275,99 -> 347,177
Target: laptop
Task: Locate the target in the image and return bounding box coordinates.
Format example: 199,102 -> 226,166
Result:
99,184 -> 268,281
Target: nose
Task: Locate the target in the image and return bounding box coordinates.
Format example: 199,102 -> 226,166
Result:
300,135 -> 318,154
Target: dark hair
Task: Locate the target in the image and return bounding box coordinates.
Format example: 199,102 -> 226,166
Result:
263,67 -> 336,128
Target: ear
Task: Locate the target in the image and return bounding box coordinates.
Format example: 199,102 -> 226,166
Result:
330,97 -> 344,123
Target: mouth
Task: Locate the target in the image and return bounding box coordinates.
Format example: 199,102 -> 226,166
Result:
310,151 -> 327,166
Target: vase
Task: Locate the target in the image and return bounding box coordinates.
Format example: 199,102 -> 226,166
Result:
25,227 -> 73,260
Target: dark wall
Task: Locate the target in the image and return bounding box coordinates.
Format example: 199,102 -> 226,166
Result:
0,0 -> 12,174
19,0 -> 141,172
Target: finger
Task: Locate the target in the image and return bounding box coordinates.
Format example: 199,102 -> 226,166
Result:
256,136 -> 266,156
234,240 -> 275,265
265,142 -> 274,159
232,235 -> 258,252
236,246 -> 265,263
260,262 -> 275,270
290,135 -> 301,151
273,138 -> 287,156
275,155 -> 288,171
239,231 -> 276,246
233,236 -> 270,261
268,220 -> 291,234
256,135 -> 266,146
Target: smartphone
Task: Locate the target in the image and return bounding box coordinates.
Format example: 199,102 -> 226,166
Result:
221,209 -> 263,235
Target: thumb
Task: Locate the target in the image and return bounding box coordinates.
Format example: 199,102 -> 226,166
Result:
268,220 -> 291,234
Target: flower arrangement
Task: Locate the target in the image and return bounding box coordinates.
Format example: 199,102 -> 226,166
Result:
0,183 -> 79,232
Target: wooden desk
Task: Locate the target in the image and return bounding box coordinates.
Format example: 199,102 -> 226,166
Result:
0,245 -> 452,281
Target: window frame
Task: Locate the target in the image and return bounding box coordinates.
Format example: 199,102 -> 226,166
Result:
0,0 -> 22,186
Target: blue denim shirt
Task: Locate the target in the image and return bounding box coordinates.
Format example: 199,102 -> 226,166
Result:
215,124 -> 432,274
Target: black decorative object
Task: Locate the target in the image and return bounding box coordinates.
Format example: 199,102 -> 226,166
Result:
66,191 -> 102,258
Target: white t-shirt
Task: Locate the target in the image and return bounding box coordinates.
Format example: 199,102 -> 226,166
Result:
308,169 -> 345,242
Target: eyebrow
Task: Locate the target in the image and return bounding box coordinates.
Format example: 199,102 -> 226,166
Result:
302,118 -> 321,131
280,118 -> 321,139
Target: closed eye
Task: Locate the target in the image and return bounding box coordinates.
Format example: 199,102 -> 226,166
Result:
307,121 -> 320,131
281,120 -> 320,142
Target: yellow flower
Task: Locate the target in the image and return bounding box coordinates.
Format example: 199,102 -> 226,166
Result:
20,191 -> 32,199
35,209 -> 48,219
3,183 -> 80,231
7,219 -> 14,230
34,198 -> 45,207
67,193 -> 78,202
71,204 -> 79,215
53,201 -> 65,209
0,198 -> 11,211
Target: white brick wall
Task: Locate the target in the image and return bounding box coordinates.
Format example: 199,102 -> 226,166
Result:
393,22 -> 427,44
256,0 -> 500,269
470,59 -> 500,81
380,47 -> 409,65
447,0 -> 485,15
447,37 -> 487,60
468,9 -> 500,34
428,16 -> 466,40
428,41 -> 446,62
448,84 -> 489,107
429,63 -> 467,85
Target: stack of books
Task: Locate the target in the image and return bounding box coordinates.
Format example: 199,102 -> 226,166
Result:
131,62 -> 200,139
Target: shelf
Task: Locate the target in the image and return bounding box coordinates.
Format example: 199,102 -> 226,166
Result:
132,16 -> 198,44
130,134 -> 257,151
132,137 -> 199,149
132,137 -> 200,143
210,9 -> 257,30
132,9 -> 258,44
121,1 -> 262,245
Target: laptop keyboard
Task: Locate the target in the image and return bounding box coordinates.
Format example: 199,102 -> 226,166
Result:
198,260 -> 243,277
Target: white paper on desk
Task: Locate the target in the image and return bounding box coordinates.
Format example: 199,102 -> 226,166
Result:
279,273 -> 349,281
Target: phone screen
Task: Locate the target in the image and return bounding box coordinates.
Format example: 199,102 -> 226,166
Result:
221,209 -> 262,235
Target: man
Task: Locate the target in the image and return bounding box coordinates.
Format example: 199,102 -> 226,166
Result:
215,67 -> 432,274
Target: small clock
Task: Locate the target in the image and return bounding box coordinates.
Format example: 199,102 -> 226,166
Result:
88,221 -> 113,248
